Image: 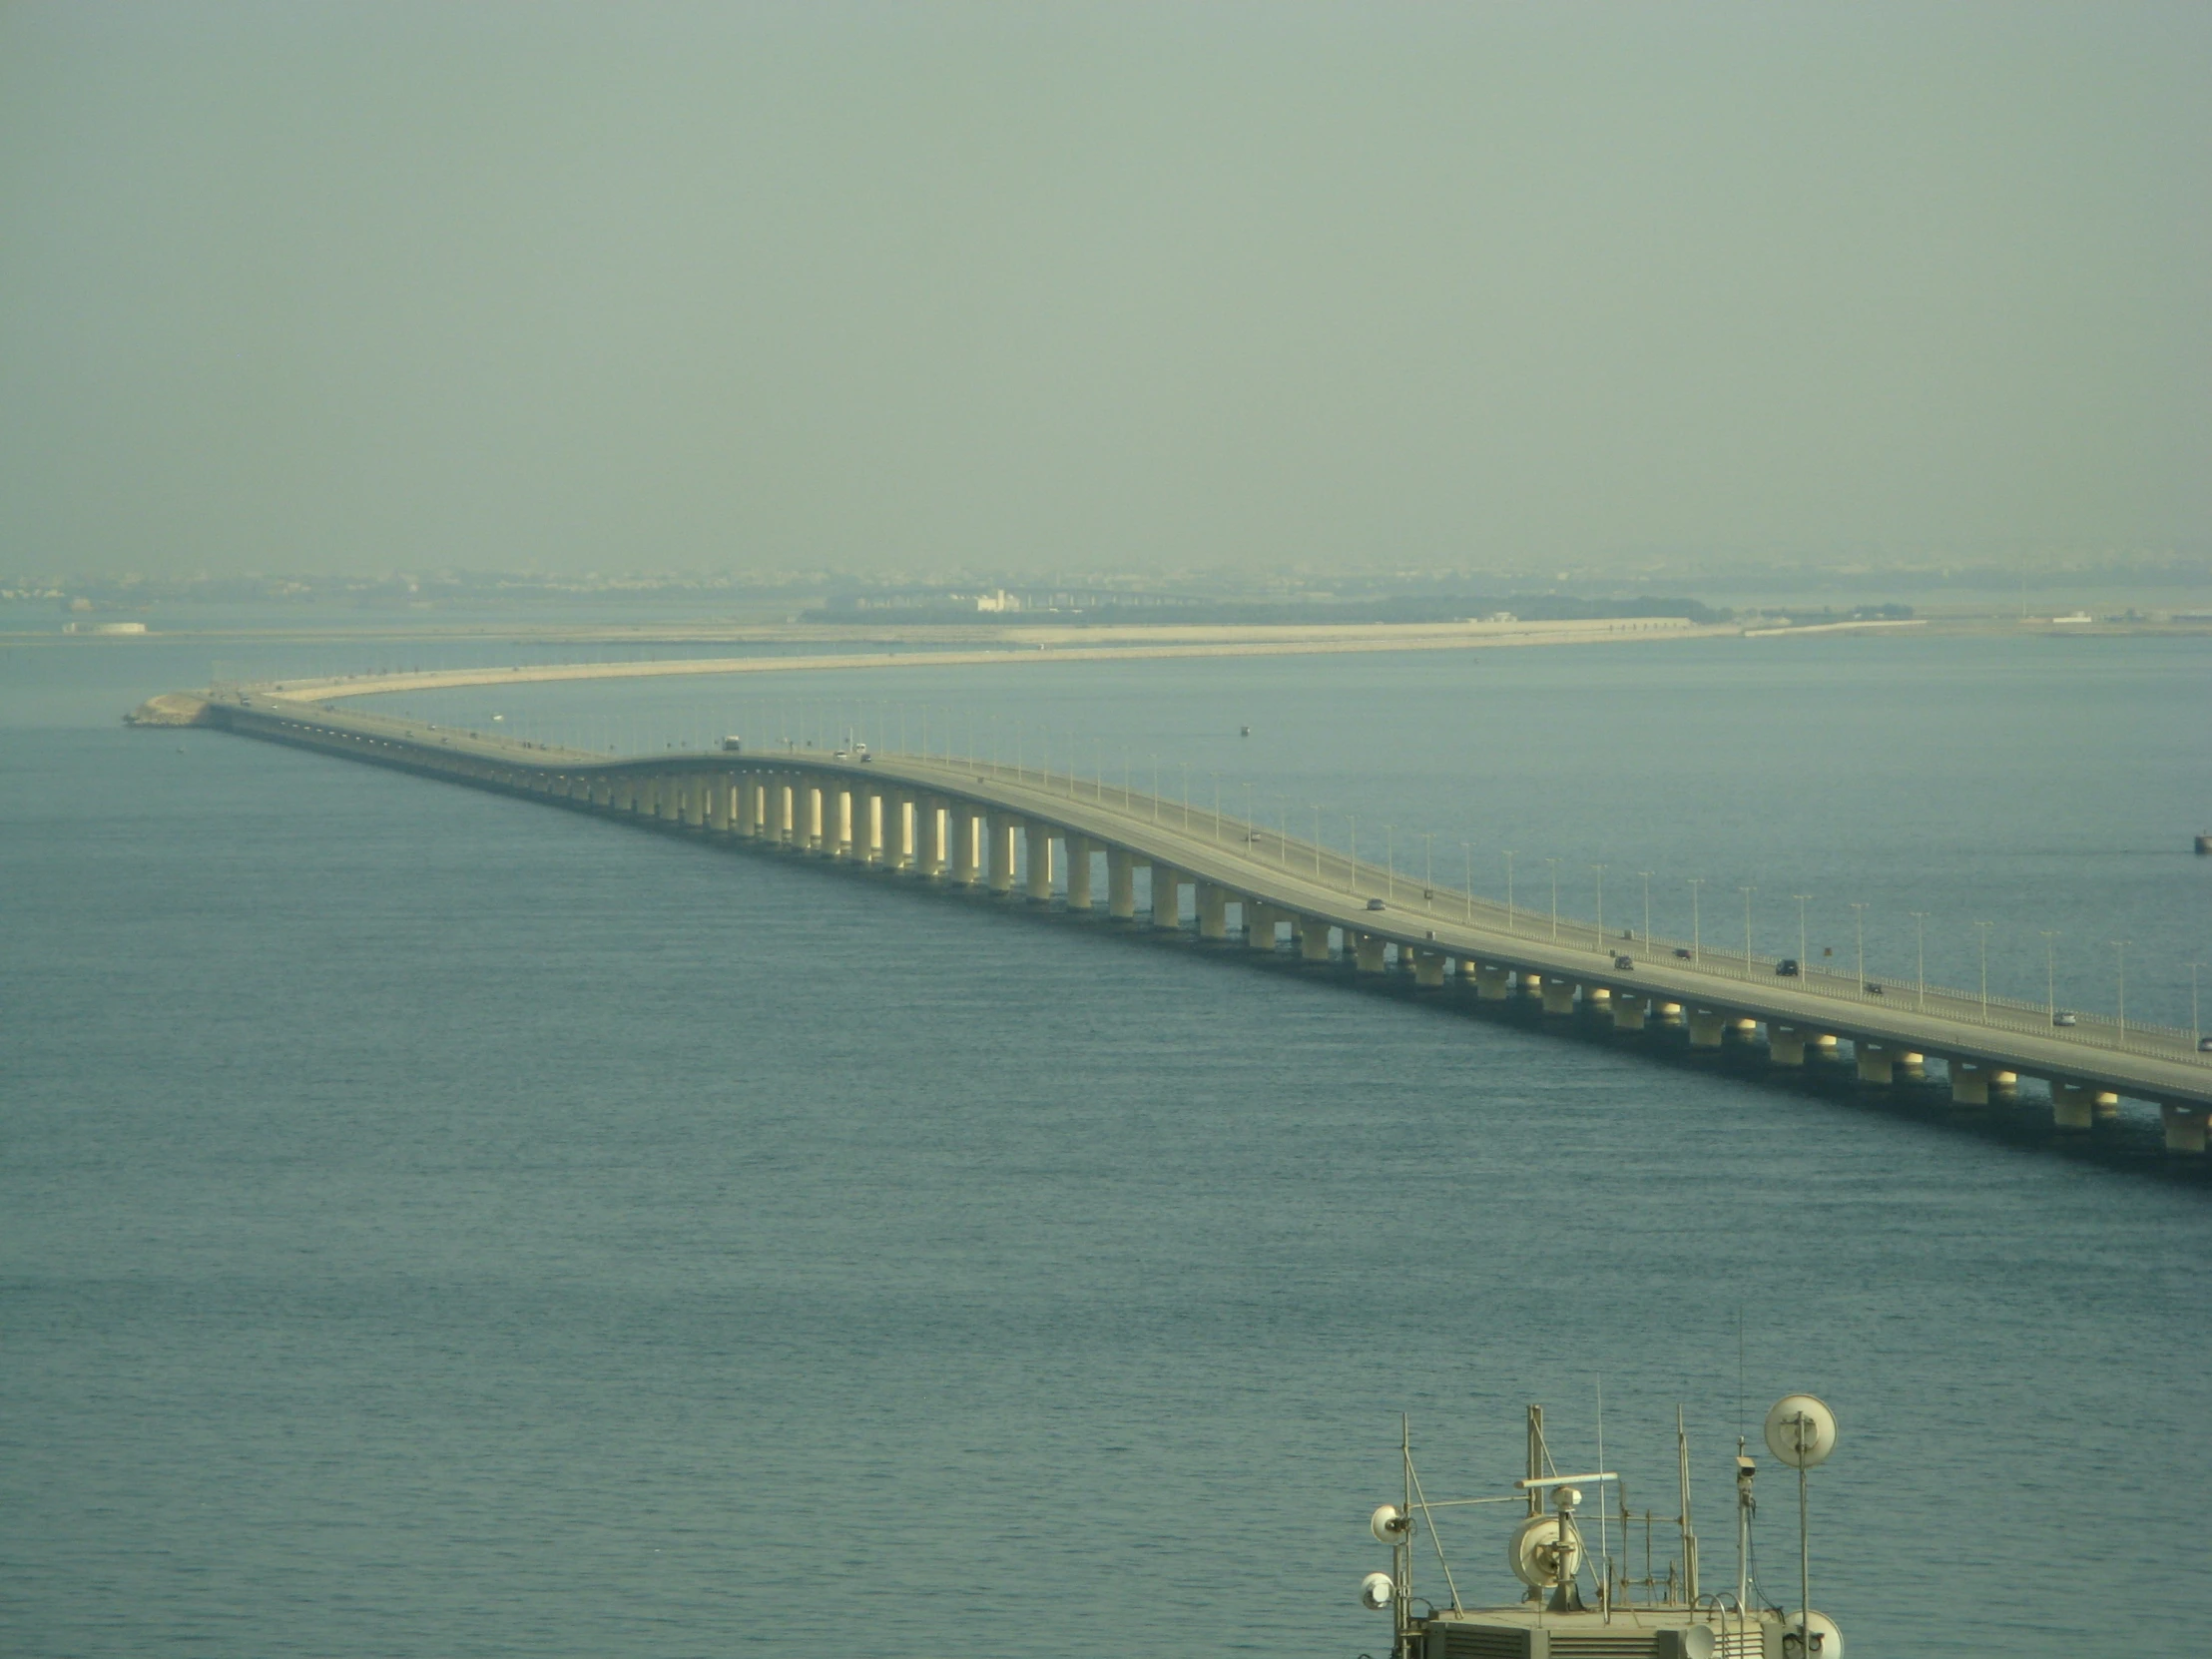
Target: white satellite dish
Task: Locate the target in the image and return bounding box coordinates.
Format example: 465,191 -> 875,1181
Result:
1784,1609 -> 1845,1656
1507,1512 -> 1582,1588
1359,1571 -> 1395,1610
1763,1394 -> 1837,1469
1370,1503 -> 1412,1545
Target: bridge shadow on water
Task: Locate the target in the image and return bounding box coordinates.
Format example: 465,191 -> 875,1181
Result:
644,813 -> 2210,1191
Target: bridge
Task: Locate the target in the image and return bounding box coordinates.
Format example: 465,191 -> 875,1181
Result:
143,686 -> 2212,1154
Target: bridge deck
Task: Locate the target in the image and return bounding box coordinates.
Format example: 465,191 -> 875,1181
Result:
193,690 -> 2212,1118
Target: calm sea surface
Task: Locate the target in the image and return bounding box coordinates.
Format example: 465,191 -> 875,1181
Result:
5,626 -> 2209,1656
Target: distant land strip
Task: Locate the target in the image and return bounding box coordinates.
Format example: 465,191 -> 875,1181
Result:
255,616 -> 1733,701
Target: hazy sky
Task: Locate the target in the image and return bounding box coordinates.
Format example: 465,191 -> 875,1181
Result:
3,2 -> 2207,579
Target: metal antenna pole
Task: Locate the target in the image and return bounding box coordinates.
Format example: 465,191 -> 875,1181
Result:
1676,1405 -> 1698,1604
1797,1441 -> 1812,1659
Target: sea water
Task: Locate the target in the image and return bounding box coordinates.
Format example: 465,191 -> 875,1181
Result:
4,627 -> 2208,1656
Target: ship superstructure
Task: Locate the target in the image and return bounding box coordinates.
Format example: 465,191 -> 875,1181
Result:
1357,1397 -> 1842,1658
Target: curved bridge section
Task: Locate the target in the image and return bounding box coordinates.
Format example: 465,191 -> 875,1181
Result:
195,689 -> 2212,1149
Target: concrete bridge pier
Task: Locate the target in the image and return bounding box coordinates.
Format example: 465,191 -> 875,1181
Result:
987,815 -> 1019,893
2160,1104 -> 2208,1154
1411,948 -> 1446,988
1472,961 -> 1513,1001
1065,836 -> 1094,910
885,794 -> 911,869
1611,993 -> 1648,1030
1197,883 -> 1229,940
1023,824 -> 1053,901
1107,847 -> 1136,918
1540,978 -> 1578,1016
1768,1025 -> 1809,1066
2051,1081 -> 2095,1130
956,809 -> 983,884
1152,865 -> 1183,930
918,799 -> 947,876
1688,1008 -> 1728,1048
1299,915 -> 1332,961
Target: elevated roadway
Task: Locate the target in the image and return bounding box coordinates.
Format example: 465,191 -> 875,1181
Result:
162,687 -> 2212,1150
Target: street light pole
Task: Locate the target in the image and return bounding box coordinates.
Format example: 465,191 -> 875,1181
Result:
1973,921 -> 1992,1018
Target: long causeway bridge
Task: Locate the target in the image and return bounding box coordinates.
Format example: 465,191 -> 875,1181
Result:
144,686 -> 2212,1155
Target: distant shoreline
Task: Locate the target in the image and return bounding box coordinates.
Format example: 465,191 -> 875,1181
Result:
256,616 -> 1727,701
